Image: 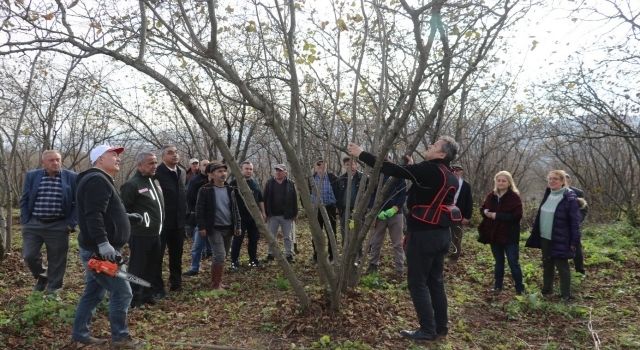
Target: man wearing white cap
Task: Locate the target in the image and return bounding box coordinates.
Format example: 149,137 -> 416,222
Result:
263,163 -> 298,263
72,145 -> 144,348
186,158 -> 199,183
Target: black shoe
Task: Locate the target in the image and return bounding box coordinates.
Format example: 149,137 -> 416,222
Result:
516,288 -> 526,296
130,300 -> 143,309
202,251 -> 212,260
366,264 -> 378,275
436,327 -> 448,338
561,295 -> 574,303
230,262 -> 240,271
294,243 -> 299,254
183,269 -> 198,276
33,276 -> 48,292
286,255 -> 295,264
400,329 -> 437,341
169,284 -> 182,292
264,254 -> 274,262
152,290 -> 167,300
491,287 -> 502,295
249,260 -> 260,268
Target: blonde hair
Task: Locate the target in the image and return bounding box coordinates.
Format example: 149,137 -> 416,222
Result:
547,170 -> 568,187
493,170 -> 520,195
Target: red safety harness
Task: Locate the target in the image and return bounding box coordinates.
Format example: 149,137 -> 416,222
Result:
410,164 -> 462,226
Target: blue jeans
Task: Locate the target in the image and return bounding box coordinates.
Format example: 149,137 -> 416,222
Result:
490,243 -> 525,292
72,248 -> 132,342
189,226 -> 212,271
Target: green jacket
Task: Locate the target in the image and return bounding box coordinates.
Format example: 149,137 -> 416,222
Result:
120,171 -> 165,236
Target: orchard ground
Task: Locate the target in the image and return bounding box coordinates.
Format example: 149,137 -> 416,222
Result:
0,218 -> 639,349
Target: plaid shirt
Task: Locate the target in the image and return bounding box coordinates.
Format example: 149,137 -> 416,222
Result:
32,170 -> 64,219
311,173 -> 336,206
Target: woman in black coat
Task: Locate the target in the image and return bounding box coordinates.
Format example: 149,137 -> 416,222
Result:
526,170 -> 581,301
477,171 -> 525,294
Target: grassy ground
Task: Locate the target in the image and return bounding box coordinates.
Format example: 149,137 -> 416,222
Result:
0,220 -> 638,349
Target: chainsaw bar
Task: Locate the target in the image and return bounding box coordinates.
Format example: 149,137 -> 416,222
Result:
116,271 -> 151,288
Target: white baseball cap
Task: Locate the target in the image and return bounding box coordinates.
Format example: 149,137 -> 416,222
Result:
90,145 -> 124,164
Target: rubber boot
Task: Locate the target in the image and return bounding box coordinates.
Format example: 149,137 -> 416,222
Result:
211,263 -> 225,290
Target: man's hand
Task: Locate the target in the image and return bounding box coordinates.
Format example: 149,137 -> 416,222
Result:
461,218 -> 470,226
97,241 -> 117,261
377,207 -> 399,220
199,229 -> 207,237
347,143 -> 363,158
127,213 -> 144,225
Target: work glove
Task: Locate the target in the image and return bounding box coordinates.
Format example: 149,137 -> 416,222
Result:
97,241 -> 117,261
377,207 -> 398,220
127,213 -> 144,225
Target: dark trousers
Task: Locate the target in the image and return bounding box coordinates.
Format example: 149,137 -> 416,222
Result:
541,238 -> 571,298
490,243 -> 524,292
230,220 -> 260,263
129,234 -> 161,303
405,228 -> 450,335
160,228 -> 185,290
312,205 -> 337,261
573,242 -> 585,274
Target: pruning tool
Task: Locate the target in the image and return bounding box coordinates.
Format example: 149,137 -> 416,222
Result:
87,255 -> 151,288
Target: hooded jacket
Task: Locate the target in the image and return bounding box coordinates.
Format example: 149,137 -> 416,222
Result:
526,188 -> 582,258
120,171 -> 165,236
76,168 -> 130,252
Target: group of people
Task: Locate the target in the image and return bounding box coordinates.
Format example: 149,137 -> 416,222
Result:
19,138 -> 588,346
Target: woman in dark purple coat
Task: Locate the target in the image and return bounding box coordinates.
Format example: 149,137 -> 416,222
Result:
526,170 -> 582,301
477,171 -> 525,294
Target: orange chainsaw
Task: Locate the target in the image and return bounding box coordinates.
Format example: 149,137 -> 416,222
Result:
87,256 -> 151,288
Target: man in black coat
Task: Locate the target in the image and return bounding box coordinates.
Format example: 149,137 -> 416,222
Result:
72,145 -> 143,348
348,136 -> 460,342
154,145 -> 187,293
449,164 -> 473,260
120,152 -> 165,307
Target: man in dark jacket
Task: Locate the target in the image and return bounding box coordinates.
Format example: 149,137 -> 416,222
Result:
336,156 -> 366,243
154,145 -> 187,293
72,145 -> 143,349
120,152 -> 165,307
366,173 -> 407,277
20,149 -> 77,293
184,159 -> 212,276
263,164 -> 298,263
195,161 -> 241,288
230,161 -> 265,269
310,159 -> 339,262
449,164 -> 473,260
348,136 -> 460,342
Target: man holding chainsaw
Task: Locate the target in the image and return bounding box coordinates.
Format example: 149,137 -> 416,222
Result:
120,151 -> 165,308
348,137 -> 460,342
71,145 -> 144,349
